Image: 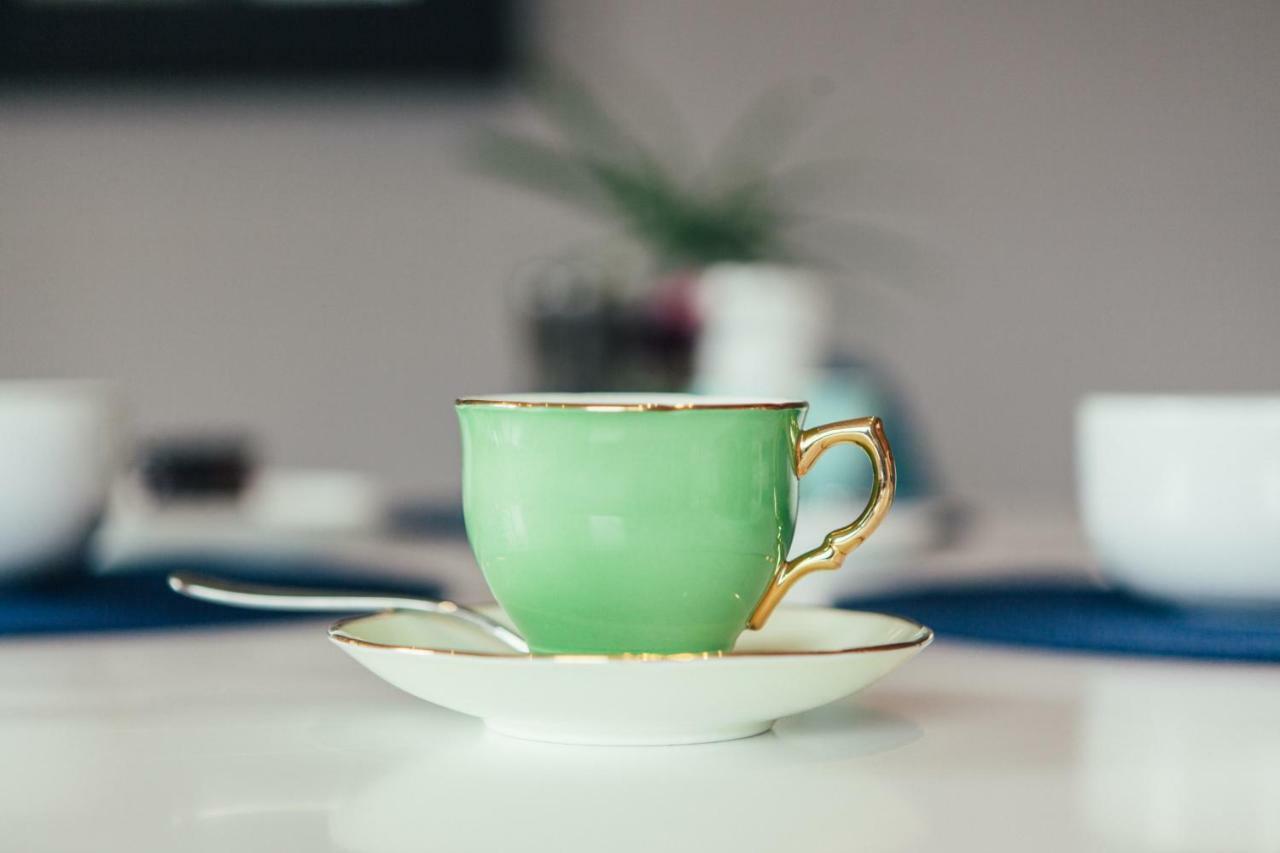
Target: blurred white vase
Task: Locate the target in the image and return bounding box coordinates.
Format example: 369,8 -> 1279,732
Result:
692,263 -> 828,399
0,381 -> 124,584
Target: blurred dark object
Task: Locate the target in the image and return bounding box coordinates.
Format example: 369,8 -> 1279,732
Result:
529,303 -> 695,392
141,435 -> 256,502
0,0 -> 515,85
387,500 -> 467,539
522,262 -> 696,391
842,577 -> 1280,662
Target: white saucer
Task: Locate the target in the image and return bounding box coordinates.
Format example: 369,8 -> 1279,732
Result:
329,605 -> 932,746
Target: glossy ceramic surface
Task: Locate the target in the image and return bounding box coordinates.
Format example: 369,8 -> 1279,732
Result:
457,395 -> 806,654
1077,394 -> 1280,607
329,604 -> 931,745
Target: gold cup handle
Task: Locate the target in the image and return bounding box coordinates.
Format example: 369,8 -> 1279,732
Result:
747,417 -> 897,631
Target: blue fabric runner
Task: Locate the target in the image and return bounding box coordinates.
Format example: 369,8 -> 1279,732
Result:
0,556 -> 442,637
841,576 -> 1280,662
7,550 -> 1278,662
0,499 -> 464,637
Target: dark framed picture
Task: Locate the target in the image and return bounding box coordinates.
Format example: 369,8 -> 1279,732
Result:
0,0 -> 517,84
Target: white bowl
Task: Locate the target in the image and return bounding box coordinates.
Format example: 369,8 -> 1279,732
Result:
1076,394 -> 1280,607
0,381 -> 123,583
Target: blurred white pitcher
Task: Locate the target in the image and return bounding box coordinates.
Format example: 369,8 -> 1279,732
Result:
1077,394 -> 1280,607
0,381 -> 123,584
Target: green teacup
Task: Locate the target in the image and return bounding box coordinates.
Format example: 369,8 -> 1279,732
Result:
457,394 -> 895,655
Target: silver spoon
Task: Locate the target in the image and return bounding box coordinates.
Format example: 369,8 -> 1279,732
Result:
167,571 -> 530,653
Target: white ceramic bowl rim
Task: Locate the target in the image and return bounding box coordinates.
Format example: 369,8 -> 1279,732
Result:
328,609 -> 933,663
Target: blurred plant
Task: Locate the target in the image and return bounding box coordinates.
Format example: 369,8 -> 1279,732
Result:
472,72 -> 822,270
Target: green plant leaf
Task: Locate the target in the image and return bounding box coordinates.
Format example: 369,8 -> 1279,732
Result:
470,71 -> 839,269
469,129 -> 610,214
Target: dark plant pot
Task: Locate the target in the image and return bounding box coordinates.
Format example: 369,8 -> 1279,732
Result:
526,302 -> 696,393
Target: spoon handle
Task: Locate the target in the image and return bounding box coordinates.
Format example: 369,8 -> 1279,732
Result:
167,571 -> 529,653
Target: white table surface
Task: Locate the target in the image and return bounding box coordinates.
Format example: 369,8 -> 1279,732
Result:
4,508 -> 1279,853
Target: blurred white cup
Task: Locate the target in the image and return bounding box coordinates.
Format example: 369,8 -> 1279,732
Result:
0,381 -> 124,584
1076,394 -> 1280,607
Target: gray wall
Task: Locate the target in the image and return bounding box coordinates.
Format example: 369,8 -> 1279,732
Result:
2,0 -> 1278,503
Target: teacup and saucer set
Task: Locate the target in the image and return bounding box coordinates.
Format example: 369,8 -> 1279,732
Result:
180,393 -> 933,745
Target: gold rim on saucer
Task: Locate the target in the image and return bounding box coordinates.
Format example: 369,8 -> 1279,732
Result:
327,610 -> 933,662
